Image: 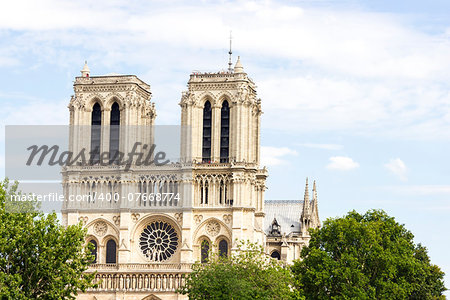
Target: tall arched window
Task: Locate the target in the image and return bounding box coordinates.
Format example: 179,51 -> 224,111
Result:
109,102 -> 120,163
90,103 -> 102,164
220,100 -> 230,163
271,250 -> 281,260
219,181 -> 228,205
202,101 -> 212,163
89,240 -> 97,263
200,181 -> 208,205
106,239 -> 117,264
219,181 -> 223,204
218,239 -> 228,258
201,240 -> 210,263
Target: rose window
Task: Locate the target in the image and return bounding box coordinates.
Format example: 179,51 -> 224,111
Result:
139,221 -> 179,262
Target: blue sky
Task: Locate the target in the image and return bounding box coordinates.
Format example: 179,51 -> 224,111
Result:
0,0 -> 449,292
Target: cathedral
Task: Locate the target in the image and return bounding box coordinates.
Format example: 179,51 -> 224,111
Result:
62,58 -> 321,300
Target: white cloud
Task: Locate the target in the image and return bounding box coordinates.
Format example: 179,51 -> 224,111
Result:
384,158 -> 408,181
0,96 -> 68,126
299,143 -> 343,150
259,75 -> 450,139
0,1 -> 448,140
260,146 -> 298,166
386,185 -> 450,195
326,156 -> 359,171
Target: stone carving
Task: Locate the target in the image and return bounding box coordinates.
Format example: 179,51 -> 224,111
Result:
93,221 -> 108,236
206,220 -> 220,236
174,213 -> 183,224
223,214 -> 232,224
113,216 -> 120,226
194,215 -> 203,224
131,213 -> 140,222
78,216 -> 88,225
69,95 -> 85,110
120,238 -> 128,250
181,238 -> 191,250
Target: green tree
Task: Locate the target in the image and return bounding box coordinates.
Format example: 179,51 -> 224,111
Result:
2,178 -> 40,213
0,179 -> 96,299
292,209 -> 446,299
179,241 -> 295,300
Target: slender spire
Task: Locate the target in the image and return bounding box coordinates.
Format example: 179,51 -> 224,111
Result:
311,180 -> 317,216
312,180 -> 321,228
304,177 -> 310,202
301,177 -> 311,236
312,180 -> 317,202
302,177 -> 310,216
228,31 -> 233,72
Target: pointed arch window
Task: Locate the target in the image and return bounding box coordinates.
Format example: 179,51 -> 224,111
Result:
220,100 -> 230,163
109,102 -> 120,163
201,240 -> 210,263
219,181 -> 223,204
200,181 -> 209,205
88,240 -> 97,263
219,180 -> 227,205
90,103 -> 102,164
202,101 -> 212,163
271,250 -> 281,260
218,239 -> 228,258
106,239 -> 117,264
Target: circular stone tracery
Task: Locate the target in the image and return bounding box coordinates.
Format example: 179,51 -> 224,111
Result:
206,220 -> 220,236
139,221 -> 179,262
93,221 -> 107,236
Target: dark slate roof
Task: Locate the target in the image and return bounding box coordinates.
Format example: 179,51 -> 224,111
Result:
264,200 -> 303,235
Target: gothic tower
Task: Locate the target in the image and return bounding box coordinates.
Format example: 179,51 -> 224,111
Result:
179,56 -> 267,260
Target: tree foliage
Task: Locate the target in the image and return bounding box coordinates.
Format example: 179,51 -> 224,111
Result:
2,178 -> 40,213
179,241 -> 295,300
292,209 -> 446,299
0,179 -> 96,299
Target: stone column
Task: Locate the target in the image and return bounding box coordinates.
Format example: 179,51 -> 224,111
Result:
118,212 -> 131,263
180,211 -> 193,263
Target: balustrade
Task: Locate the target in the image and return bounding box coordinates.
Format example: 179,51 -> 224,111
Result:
88,272 -> 187,292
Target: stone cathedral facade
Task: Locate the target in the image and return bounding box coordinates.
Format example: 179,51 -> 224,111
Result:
62,59 -> 320,300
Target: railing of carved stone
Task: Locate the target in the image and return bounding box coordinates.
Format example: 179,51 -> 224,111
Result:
88,263 -> 192,271
74,75 -> 150,89
64,163 -> 184,171
196,162 -> 230,167
88,272 -> 187,292
194,161 -> 259,168
190,72 -> 234,78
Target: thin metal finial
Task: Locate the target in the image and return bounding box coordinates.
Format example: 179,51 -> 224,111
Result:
228,31 -> 233,72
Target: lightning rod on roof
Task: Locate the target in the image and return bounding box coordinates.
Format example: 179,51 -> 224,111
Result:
228,31 -> 233,72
